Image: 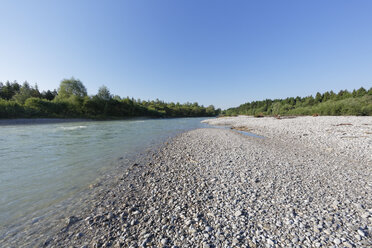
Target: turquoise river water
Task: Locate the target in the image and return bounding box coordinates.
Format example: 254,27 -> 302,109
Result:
0,117 -> 209,237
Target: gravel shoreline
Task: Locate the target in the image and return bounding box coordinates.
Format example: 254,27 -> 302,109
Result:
40,116 -> 371,248
3,116 -> 370,247
203,116 -> 372,164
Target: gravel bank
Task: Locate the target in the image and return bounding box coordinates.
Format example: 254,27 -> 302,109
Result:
43,118 -> 370,247
203,116 -> 372,163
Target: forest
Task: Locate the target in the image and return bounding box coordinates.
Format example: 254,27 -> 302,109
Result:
0,78 -> 220,119
223,87 -> 372,116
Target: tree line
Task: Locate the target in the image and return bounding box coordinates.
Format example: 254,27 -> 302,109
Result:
0,78 -> 221,119
223,87 -> 372,116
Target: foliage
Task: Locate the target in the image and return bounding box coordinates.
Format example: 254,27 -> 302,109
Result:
0,99 -> 25,118
12,82 -> 42,104
0,79 -> 221,119
96,85 -> 112,101
223,87 -> 372,116
55,78 -> 87,100
41,90 -> 58,101
0,81 -> 21,100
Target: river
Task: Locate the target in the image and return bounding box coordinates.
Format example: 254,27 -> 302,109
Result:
0,117 -> 209,244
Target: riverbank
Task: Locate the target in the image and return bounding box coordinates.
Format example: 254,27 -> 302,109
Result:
203,116 -> 372,163
40,116 -> 371,247
0,116 -> 209,126
0,118 -> 92,126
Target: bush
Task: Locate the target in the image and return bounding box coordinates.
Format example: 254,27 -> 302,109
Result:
0,99 -> 25,118
225,87 -> 372,116
24,97 -> 64,117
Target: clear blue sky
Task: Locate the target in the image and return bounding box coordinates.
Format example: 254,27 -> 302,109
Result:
1,0 -> 371,109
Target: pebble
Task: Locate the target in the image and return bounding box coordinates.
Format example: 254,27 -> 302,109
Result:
202,242 -> 210,248
333,238 -> 341,245
17,120 -> 371,248
357,229 -> 366,237
106,213 -> 114,220
160,238 -> 168,245
267,238 -> 275,246
65,216 -> 79,226
75,233 -> 83,239
291,237 -> 299,243
234,210 -> 242,217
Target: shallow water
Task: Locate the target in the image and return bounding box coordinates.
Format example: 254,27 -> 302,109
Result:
207,124 -> 265,138
232,129 -> 265,138
0,118 -> 209,232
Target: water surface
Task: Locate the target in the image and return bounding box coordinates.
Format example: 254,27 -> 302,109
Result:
0,118 -> 208,234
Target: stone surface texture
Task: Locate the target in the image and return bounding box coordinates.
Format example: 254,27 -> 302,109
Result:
12,117 -> 372,247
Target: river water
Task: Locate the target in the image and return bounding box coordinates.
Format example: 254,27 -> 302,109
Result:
0,117 -> 209,241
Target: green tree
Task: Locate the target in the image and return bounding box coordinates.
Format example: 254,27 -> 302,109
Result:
323,91 -> 331,101
56,78 -> 87,100
206,105 -> 216,116
272,102 -> 281,115
41,90 -> 57,100
329,90 -> 337,100
12,82 -> 33,104
356,87 -> 367,97
96,85 -> 112,100
303,96 -> 315,106
315,92 -> 322,103
0,81 -> 21,100
31,83 -> 42,98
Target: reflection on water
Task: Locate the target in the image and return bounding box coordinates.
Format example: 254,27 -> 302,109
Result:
0,118 -> 209,231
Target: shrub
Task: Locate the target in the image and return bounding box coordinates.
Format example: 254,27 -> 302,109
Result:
0,99 -> 25,118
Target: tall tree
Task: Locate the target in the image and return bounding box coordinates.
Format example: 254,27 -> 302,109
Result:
96,85 -> 112,101
56,77 -> 87,99
315,92 -> 322,103
41,90 -> 58,100
12,82 -> 33,104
